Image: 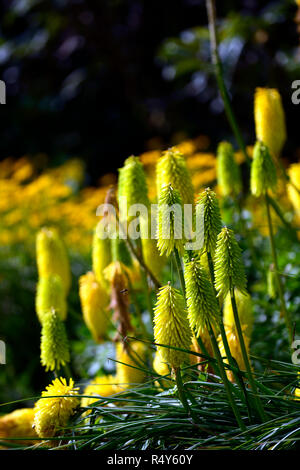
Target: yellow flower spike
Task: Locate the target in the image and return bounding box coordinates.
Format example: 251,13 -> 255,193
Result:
40,309 -> 70,372
287,163 -> 300,215
218,325 -> 251,383
156,147 -> 194,205
214,227 -> 247,301
118,155 -> 150,220
36,227 -> 71,294
254,87 -> 287,159
34,377 -> 79,439
153,284 -> 192,369
223,289 -> 253,338
184,257 -> 219,336
157,184 -> 185,257
81,375 -> 120,411
79,271 -> 110,343
115,341 -> 147,389
92,226 -> 112,292
36,274 -> 67,323
0,409 -> 37,446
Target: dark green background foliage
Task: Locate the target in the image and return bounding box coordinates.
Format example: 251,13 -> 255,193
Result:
0,0 -> 299,179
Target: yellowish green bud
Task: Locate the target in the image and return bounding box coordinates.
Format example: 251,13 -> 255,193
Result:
153,284 -> 192,369
156,147 -> 194,205
216,141 -> 242,197
251,141 -> 277,197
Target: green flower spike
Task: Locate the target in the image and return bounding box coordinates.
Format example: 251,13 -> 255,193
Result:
156,147 -> 194,205
217,141 -> 242,197
36,274 -> 67,323
157,184 -> 185,257
214,227 -> 247,300
118,155 -> 149,221
40,309 -> 70,372
153,283 -> 192,369
196,187 -> 222,255
250,141 -> 277,197
184,257 -> 219,337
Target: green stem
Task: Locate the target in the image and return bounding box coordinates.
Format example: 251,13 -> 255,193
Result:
174,367 -> 197,421
116,212 -> 161,289
265,194 -> 293,343
136,237 -> 154,320
207,252 -> 248,401
266,193 -> 298,240
230,288 -> 266,422
206,0 -> 250,165
207,321 -> 246,431
127,276 -> 149,339
63,364 -> 71,380
174,248 -> 186,297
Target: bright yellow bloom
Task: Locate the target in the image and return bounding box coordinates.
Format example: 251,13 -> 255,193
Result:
36,227 -> 71,294
79,271 -> 110,343
34,378 -> 79,438
153,284 -> 192,369
115,341 -> 147,388
36,274 -> 67,323
81,375 -> 120,410
254,87 -> 286,158
287,163 -> 300,215
223,289 -> 253,338
156,147 -> 194,205
0,408 -> 37,445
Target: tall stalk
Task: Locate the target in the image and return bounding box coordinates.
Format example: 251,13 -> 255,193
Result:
207,321 -> 246,431
176,248 -> 245,428
265,194 -> 293,343
205,0 -> 250,165
174,367 -> 197,421
207,251 -> 250,404
174,248 -> 186,296
230,288 -> 266,422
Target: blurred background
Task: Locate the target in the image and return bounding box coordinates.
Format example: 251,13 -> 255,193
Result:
1,0 -> 300,407
0,0 -> 300,181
